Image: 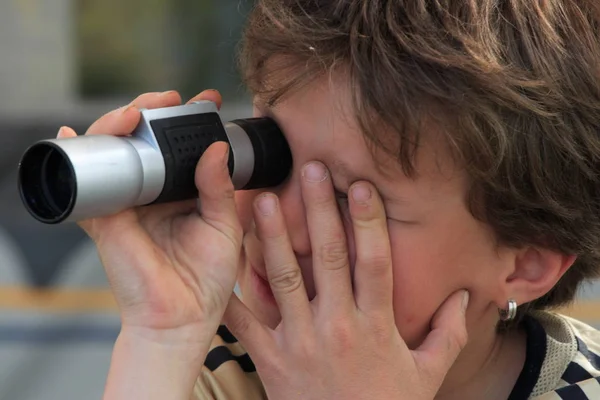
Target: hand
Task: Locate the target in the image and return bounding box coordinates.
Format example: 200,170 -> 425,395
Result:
58,90 -> 241,349
223,162 -> 469,400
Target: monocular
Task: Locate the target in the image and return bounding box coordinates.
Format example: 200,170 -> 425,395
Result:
17,101 -> 292,224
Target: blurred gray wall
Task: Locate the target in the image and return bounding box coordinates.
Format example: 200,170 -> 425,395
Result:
0,0 -> 75,117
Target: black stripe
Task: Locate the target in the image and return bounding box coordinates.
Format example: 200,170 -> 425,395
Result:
217,325 -> 238,344
576,337 -> 600,370
508,315 -> 547,400
204,345 -> 256,373
556,383 -> 591,400
562,361 -> 594,384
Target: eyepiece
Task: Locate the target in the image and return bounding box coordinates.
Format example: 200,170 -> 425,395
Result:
227,118 -> 292,190
18,142 -> 77,224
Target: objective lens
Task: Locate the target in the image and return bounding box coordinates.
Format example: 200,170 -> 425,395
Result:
19,143 -> 76,223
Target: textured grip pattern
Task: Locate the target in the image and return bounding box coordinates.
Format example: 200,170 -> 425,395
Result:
164,125 -> 214,188
150,112 -> 229,204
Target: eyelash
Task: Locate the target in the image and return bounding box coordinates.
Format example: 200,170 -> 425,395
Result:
335,188 -> 395,223
334,189 -> 349,206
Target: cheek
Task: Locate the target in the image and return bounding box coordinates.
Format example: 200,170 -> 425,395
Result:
388,219 -> 496,348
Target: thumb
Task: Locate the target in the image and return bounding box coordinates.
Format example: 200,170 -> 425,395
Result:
413,290 -> 469,385
194,141 -> 241,241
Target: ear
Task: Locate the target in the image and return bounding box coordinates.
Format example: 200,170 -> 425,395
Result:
500,247 -> 576,306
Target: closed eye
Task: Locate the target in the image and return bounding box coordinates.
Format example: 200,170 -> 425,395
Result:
334,189 -> 348,202
335,188 -> 412,224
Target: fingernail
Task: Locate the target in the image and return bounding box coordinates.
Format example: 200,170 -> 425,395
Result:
351,184 -> 372,203
160,90 -> 177,96
222,143 -> 230,167
57,126 -> 66,138
303,162 -> 327,182
462,291 -> 470,314
257,194 -> 277,216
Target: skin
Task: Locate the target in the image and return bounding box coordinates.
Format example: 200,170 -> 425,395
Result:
228,77 -> 574,399
229,80 -> 523,398
62,82 -> 575,399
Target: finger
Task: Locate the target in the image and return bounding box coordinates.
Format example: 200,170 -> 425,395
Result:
348,182 -> 394,315
254,193 -> 312,330
186,89 -> 222,110
194,141 -> 241,243
78,205 -> 141,246
85,90 -> 182,136
413,290 -> 469,384
301,162 -> 354,312
56,126 -> 77,139
222,293 -> 275,365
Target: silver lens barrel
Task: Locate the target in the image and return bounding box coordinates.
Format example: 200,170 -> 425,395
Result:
18,135 -> 165,224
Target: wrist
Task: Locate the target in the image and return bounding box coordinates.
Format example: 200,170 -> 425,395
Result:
117,327 -> 209,366
119,321 -> 217,352
102,325 -> 217,400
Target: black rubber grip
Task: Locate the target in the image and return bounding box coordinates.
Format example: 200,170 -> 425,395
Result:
229,118 -> 292,190
150,112 -> 232,204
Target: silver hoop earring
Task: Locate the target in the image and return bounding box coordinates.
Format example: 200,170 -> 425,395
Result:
498,299 -> 518,322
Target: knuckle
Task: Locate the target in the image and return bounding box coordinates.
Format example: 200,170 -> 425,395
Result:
324,319 -> 356,353
222,184 -> 235,201
367,313 -> 394,345
319,240 -> 349,269
364,253 -> 392,275
311,194 -> 333,208
227,313 -> 253,338
290,335 -> 316,359
352,211 -> 382,227
268,265 -> 303,293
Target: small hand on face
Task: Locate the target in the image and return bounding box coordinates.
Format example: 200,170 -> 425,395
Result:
224,161 -> 470,400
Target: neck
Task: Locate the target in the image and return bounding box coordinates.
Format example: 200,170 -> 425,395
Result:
435,307 -> 527,400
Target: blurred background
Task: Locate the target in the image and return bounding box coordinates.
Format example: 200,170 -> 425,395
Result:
0,1 -> 599,399
0,1 -> 254,399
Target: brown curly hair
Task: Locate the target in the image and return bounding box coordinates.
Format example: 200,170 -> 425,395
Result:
237,0 -> 600,319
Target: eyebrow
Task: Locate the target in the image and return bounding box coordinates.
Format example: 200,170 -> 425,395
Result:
329,158 -> 415,207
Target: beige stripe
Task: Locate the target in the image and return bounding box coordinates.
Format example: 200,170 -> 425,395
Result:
0,286 -> 599,321
0,287 -> 117,312
556,301 -> 600,323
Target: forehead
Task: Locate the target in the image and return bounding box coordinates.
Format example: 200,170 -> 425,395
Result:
256,78 -> 463,192
257,83 -> 386,182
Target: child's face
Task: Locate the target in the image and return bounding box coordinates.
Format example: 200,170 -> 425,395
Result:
235,79 -> 513,348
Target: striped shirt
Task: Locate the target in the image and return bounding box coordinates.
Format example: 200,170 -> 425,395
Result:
192,311 -> 600,399
514,311 -> 600,399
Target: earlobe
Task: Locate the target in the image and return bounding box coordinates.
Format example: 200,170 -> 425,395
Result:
501,247 -> 576,307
